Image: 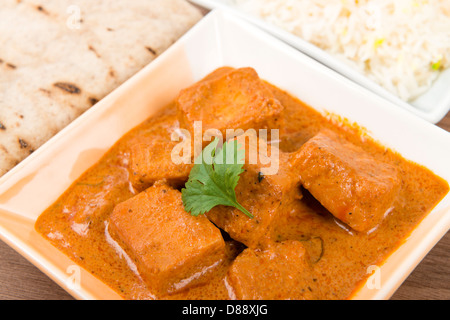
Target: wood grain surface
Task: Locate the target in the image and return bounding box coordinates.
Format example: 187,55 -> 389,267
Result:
0,111 -> 448,300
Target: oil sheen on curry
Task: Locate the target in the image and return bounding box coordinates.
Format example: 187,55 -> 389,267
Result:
35,67 -> 449,300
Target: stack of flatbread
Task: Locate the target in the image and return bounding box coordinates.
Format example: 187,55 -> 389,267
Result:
0,0 -> 202,177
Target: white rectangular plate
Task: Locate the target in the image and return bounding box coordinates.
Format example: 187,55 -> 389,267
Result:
190,0 -> 450,124
0,9 -> 449,300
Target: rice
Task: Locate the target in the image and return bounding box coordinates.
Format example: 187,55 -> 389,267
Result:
232,0 -> 450,101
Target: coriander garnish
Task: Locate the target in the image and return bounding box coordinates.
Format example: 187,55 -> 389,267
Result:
181,138 -> 253,219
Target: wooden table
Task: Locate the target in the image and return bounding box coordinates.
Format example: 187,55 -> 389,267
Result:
0,113 -> 449,300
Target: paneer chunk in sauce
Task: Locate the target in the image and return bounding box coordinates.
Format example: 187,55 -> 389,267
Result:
35,67 -> 449,300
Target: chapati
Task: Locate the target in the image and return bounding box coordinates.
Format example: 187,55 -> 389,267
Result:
0,0 -> 202,177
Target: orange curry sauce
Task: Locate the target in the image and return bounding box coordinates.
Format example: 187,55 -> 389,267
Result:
35,71 -> 449,300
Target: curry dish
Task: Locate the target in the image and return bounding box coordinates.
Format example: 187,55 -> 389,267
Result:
35,67 -> 449,300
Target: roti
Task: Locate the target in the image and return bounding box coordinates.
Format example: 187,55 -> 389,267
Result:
0,0 -> 202,177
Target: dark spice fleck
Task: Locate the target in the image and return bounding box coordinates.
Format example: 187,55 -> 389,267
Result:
6,63 -> 16,69
257,171 -> 264,183
0,122 -> 5,130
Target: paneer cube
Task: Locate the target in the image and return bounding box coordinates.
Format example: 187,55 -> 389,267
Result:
63,162 -> 135,228
108,182 -> 226,296
125,109 -> 193,191
291,129 -> 401,232
128,135 -> 193,191
206,136 -> 302,248
175,67 -> 284,139
227,241 -> 317,300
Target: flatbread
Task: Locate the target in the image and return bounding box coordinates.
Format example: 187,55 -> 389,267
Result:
0,0 -> 202,177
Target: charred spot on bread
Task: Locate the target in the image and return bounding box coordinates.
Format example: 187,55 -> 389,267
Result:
53,82 -> 82,94
89,97 -> 99,106
146,46 -> 157,55
36,5 -> 49,14
18,138 -> 28,149
88,45 -> 101,58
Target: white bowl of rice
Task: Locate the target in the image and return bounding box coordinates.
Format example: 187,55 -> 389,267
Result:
191,0 -> 450,123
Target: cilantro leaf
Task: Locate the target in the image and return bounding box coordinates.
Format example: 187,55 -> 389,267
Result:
181,138 -> 253,219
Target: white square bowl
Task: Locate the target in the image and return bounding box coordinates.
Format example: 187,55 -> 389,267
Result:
190,0 -> 450,124
0,9 -> 449,300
